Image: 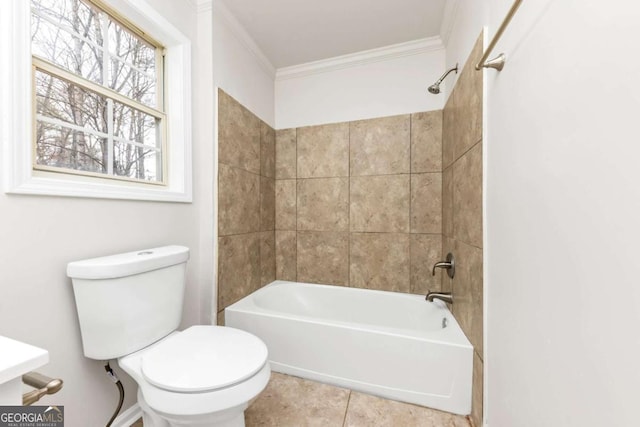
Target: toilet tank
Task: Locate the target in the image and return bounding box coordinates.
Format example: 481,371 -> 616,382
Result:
67,246 -> 189,360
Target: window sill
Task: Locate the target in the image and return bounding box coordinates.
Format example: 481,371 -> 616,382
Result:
7,171 -> 192,203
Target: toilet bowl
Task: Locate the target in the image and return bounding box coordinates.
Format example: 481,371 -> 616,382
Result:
66,246 -> 271,427
119,326 -> 270,427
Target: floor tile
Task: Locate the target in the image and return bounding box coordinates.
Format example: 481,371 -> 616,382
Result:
246,373 -> 350,427
136,373 -> 470,427
344,392 -> 469,427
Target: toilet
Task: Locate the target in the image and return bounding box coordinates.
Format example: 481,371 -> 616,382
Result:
67,246 -> 270,427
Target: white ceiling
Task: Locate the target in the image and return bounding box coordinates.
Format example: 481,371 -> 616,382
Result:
222,0 -> 447,69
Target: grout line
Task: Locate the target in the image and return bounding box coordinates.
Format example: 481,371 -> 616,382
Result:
348,122 -> 351,287
258,123 -> 265,287
294,128 -> 298,282
451,138 -> 482,167
455,238 -> 483,251
296,230 -> 349,234
409,113 -> 413,293
218,160 -> 261,177
295,174 -> 351,180
348,230 -> 410,235
350,171 -> 415,177
342,391 -> 352,427
294,172 -> 430,180
218,230 -> 264,238
293,230 -> 446,236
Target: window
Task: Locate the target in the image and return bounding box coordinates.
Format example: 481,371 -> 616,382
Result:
32,0 -> 165,183
1,0 -> 192,202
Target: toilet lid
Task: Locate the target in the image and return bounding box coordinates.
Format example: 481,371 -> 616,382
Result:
141,325 -> 268,393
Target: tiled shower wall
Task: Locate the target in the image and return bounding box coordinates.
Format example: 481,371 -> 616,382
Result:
217,35 -> 484,423
217,90 -> 276,322
274,112 -> 444,294
442,34 -> 484,427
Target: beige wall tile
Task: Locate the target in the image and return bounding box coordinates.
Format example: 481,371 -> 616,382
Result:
452,240 -> 483,356
453,142 -> 483,248
350,115 -> 410,176
454,34 -> 483,161
297,178 -> 349,232
216,310 -> 225,326
260,121 -> 276,178
411,110 -> 443,173
218,89 -> 260,174
441,236 -> 455,296
218,164 -> 260,236
246,373 -> 350,427
350,233 -> 410,292
260,231 -> 275,286
410,234 -> 442,295
442,166 -> 454,238
297,122 -> 349,178
472,352 -> 483,427
260,177 -> 275,231
275,180 -> 296,230
410,173 -> 442,234
344,391 -> 469,427
442,83 -> 458,171
275,231 -> 297,281
275,128 -> 296,179
350,175 -> 410,233
217,233 -> 260,311
297,231 -> 349,286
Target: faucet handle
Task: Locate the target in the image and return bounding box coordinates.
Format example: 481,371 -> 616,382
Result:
431,253 -> 455,279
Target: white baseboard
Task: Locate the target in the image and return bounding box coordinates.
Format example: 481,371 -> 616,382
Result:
111,403 -> 142,427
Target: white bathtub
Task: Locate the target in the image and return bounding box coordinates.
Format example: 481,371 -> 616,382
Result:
225,281 -> 473,415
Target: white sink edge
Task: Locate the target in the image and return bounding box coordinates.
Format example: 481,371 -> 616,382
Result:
0,336 -> 49,385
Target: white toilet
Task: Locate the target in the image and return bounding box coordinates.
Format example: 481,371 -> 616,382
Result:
67,246 -> 270,427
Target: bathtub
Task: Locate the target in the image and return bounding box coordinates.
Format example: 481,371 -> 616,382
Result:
225,281 -> 472,415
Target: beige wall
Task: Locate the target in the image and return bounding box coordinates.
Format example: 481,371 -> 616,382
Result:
274,112 -> 443,294
216,90 -> 276,323
442,33 -> 484,427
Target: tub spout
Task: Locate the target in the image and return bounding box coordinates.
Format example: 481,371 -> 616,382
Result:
426,291 -> 453,304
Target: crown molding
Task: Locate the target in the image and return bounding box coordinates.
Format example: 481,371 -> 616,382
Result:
185,0 -> 211,14
439,0 -> 460,47
275,36 -> 444,81
196,0 -> 213,14
213,0 -> 276,78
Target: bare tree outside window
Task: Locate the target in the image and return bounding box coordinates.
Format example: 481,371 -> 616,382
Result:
31,0 -> 165,183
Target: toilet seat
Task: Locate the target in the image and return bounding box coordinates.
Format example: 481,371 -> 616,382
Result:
118,325 -> 271,417
141,326 -> 268,393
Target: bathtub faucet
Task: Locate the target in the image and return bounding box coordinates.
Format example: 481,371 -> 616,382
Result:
426,291 -> 453,304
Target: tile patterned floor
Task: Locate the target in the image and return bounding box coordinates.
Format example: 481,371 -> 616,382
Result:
133,372 -> 471,427
246,373 -> 470,427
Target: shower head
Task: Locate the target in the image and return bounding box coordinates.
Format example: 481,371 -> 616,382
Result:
428,84 -> 441,94
427,64 -> 458,95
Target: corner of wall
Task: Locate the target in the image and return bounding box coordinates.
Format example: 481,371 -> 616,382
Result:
212,0 -> 276,127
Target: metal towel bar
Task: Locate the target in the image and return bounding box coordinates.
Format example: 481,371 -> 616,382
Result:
22,371 -> 63,406
476,0 -> 523,71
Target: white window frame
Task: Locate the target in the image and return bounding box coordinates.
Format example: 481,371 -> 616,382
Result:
1,0 -> 192,202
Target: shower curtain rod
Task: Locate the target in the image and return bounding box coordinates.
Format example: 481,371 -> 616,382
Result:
476,0 -> 523,71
